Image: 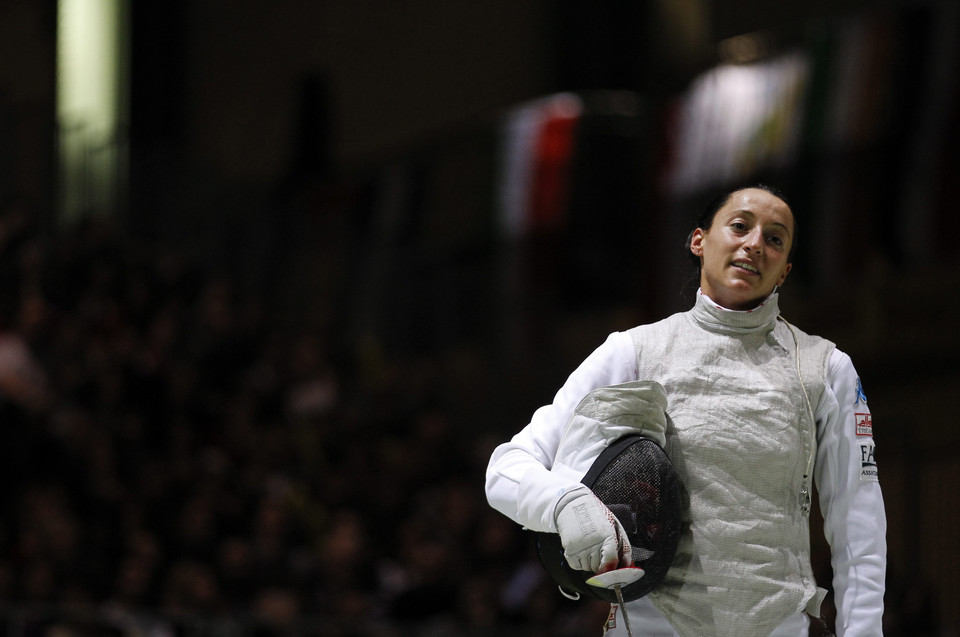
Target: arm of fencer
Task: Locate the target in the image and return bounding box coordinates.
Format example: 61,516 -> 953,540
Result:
814,350 -> 886,636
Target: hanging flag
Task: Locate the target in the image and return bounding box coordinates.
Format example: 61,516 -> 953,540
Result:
497,93 -> 584,238
662,52 -> 811,197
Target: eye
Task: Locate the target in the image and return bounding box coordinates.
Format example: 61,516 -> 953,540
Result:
731,221 -> 748,232
766,234 -> 784,248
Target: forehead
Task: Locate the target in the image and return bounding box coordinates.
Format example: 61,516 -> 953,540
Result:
719,189 -> 794,232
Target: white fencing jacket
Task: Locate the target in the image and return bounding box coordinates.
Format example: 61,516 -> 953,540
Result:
485,291 -> 886,636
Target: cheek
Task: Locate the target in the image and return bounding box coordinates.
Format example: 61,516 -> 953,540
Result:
776,262 -> 791,281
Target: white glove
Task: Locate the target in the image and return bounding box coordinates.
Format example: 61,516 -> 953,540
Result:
554,487 -> 631,573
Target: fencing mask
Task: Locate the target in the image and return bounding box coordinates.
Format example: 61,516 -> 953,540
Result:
534,433 -> 684,603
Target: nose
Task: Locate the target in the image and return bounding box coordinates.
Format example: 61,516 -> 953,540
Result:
743,228 -> 763,254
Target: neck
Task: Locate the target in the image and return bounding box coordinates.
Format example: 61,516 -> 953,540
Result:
692,288 -> 780,332
700,287 -> 777,312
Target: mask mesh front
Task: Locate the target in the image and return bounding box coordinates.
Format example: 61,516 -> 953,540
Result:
536,436 -> 684,603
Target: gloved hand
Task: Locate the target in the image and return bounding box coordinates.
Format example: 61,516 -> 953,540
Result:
554,487 -> 631,574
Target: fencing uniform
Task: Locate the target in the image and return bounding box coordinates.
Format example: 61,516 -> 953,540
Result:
485,291 -> 886,636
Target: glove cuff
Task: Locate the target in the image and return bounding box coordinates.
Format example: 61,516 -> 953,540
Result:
553,485 -> 593,523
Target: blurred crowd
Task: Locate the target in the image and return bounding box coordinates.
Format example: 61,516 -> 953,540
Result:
0,194 -> 944,637
0,196 -> 608,637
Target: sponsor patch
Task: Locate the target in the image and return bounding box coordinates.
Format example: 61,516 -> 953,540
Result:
604,604 -> 618,632
855,413 -> 873,437
860,442 -> 879,482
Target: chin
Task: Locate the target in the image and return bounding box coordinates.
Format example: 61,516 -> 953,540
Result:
725,292 -> 767,310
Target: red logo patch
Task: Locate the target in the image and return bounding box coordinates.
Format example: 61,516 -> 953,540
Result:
605,604 -> 618,631
855,413 -> 873,436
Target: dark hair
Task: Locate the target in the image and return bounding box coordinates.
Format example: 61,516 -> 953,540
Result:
684,183 -> 798,268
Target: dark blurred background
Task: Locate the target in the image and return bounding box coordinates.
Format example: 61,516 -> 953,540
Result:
0,0 -> 957,635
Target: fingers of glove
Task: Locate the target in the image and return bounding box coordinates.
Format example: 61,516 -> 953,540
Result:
556,491 -> 625,573
596,531 -> 622,574
564,545 -> 601,573
564,516 -> 625,573
592,514 -> 636,574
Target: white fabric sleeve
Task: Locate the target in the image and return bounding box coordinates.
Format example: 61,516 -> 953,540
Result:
814,349 -> 886,636
484,331 -> 637,532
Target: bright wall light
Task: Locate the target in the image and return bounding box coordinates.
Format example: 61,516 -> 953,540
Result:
56,0 -> 128,224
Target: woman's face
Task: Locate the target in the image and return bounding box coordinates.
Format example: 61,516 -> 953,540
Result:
690,188 -> 794,310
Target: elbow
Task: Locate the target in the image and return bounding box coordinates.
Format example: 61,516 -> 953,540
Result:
484,449 -> 518,520
485,469 -> 520,523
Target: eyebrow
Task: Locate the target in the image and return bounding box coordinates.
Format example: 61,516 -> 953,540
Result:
728,209 -> 792,236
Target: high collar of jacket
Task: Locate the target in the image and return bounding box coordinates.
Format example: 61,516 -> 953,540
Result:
691,288 -> 781,335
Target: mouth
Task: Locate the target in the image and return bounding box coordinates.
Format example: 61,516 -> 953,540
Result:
732,261 -> 760,275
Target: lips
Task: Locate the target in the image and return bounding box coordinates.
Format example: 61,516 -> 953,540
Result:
732,261 -> 760,275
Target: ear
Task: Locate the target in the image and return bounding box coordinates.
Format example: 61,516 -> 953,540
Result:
690,228 -> 704,257
777,263 -> 793,286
